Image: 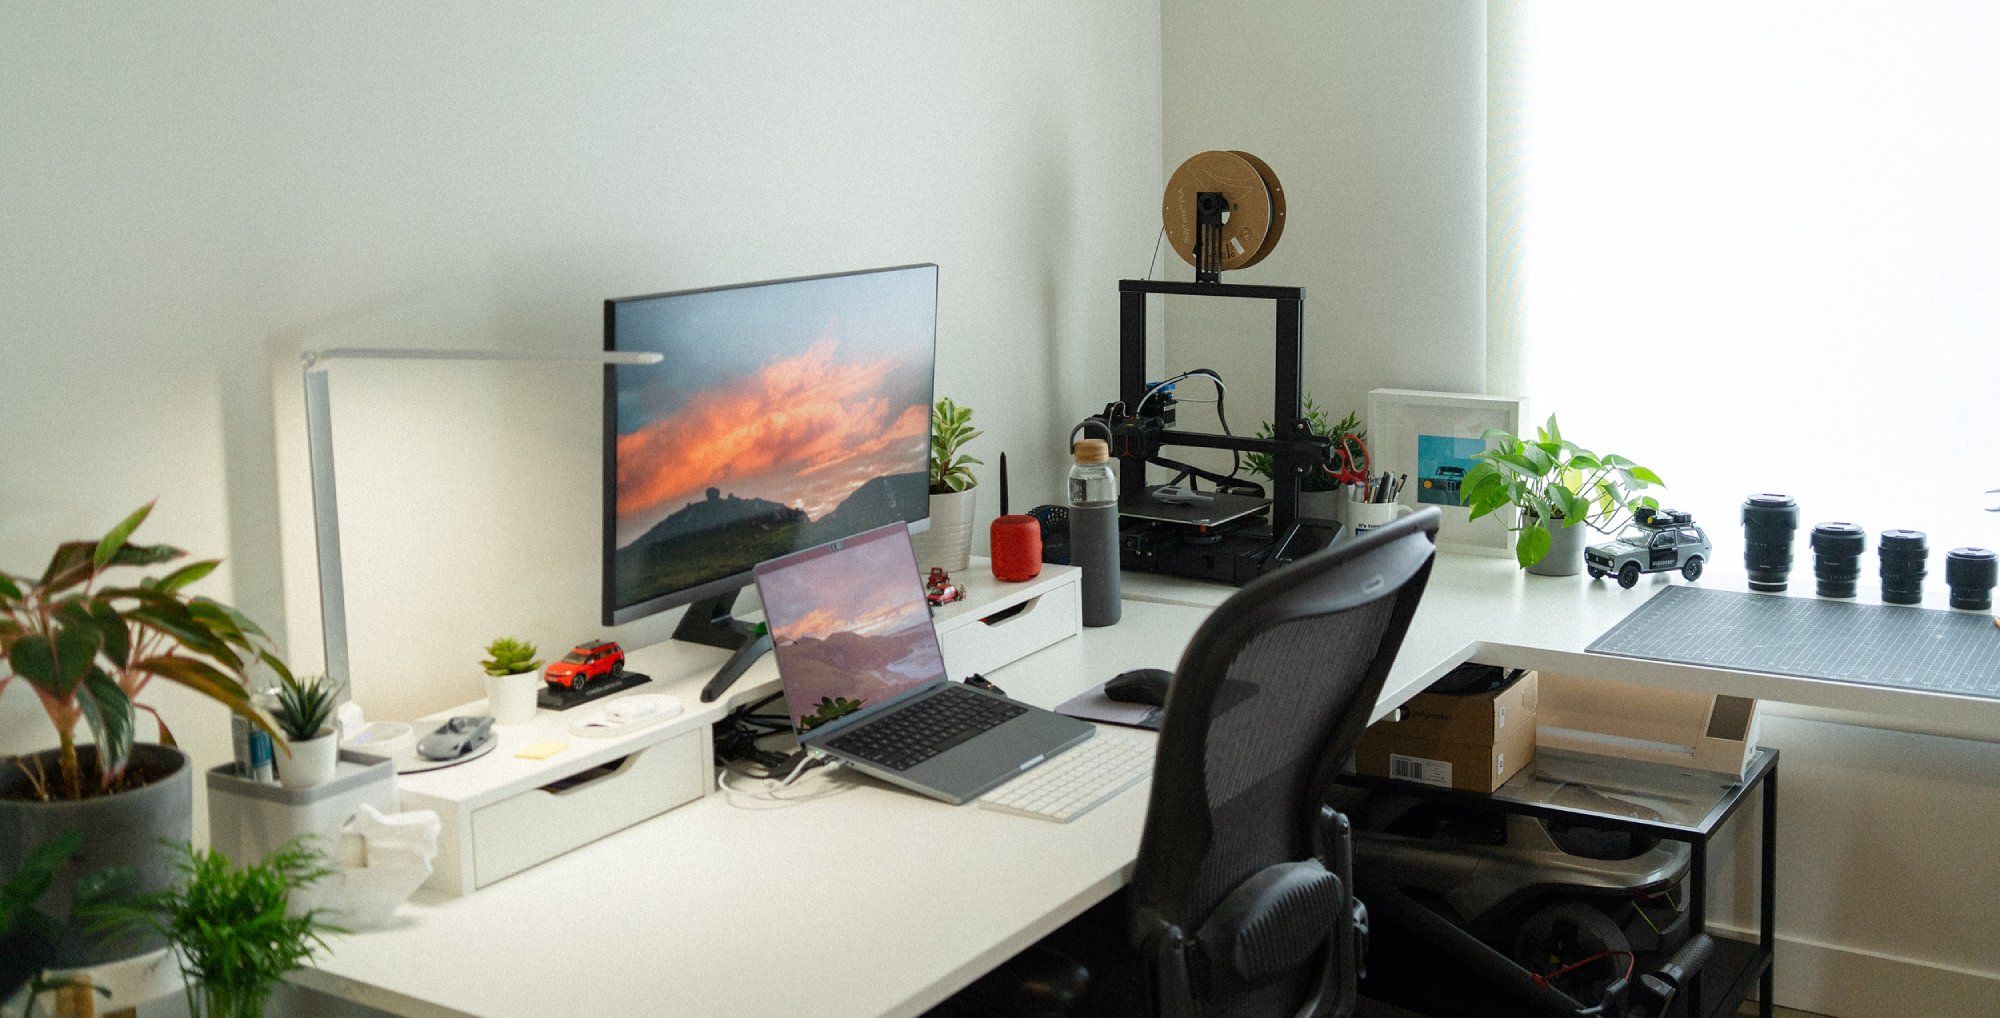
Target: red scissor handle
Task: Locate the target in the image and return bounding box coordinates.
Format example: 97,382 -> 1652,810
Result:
1322,433 -> 1373,486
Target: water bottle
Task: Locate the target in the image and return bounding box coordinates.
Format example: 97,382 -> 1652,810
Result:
1068,439 -> 1121,626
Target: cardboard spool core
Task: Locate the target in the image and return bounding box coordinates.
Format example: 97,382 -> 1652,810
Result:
1162,150 -> 1286,273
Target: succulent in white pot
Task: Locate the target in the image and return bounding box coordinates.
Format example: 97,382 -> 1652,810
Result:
274,672 -> 342,789
480,637 -> 542,725
910,397 -> 982,574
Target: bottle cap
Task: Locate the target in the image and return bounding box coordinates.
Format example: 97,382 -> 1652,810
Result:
1073,439 -> 1110,464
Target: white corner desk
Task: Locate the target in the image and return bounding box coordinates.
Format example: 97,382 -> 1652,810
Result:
296,553 -> 2000,1017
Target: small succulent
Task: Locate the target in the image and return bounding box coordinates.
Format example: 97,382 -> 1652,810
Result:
272,673 -> 338,743
481,637 -> 541,678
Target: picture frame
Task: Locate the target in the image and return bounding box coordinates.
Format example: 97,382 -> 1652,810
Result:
1364,389 -> 1528,556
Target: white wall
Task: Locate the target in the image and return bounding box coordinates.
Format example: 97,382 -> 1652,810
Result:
1,1 -> 1163,789
1159,0 -> 1488,475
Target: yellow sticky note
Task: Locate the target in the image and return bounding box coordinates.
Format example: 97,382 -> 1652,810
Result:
515,741 -> 568,761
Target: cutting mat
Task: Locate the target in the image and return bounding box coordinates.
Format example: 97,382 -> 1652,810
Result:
1587,585 -> 2000,699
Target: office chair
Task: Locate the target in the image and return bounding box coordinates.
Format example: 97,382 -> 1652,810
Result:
942,509 -> 1440,1018
1127,508 -> 1438,1017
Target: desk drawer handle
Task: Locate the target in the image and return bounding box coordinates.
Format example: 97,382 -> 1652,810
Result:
980,595 -> 1039,627
539,753 -> 637,795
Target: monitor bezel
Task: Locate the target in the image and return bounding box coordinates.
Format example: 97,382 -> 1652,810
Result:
602,263 -> 939,628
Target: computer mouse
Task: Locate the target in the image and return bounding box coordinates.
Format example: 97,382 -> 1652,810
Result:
418,715 -> 495,761
1104,668 -> 1173,706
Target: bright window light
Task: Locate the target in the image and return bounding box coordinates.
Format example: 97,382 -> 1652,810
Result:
1504,2 -> 2000,560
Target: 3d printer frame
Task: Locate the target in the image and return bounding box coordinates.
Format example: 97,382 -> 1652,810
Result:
1099,277 -> 1337,581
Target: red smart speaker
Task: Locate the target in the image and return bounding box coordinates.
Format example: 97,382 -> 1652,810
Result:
989,453 -> 1042,581
991,515 -> 1042,581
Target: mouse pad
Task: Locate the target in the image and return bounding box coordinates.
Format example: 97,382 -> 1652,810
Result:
1055,678 -> 1257,731
1057,684 -> 1163,731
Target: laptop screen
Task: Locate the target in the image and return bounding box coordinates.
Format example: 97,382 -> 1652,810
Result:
754,523 -> 948,735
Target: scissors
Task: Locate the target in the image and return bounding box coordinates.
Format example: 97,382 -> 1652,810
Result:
1321,432 -> 1373,486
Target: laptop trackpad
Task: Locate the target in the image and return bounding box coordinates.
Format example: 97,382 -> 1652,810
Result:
898,707 -> 1094,804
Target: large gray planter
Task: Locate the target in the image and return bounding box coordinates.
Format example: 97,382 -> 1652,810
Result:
0,743 -> 192,966
1526,515 -> 1590,577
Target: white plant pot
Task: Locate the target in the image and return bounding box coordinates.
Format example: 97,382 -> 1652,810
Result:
912,486 -> 977,574
484,671 -> 542,725
279,730 -> 340,790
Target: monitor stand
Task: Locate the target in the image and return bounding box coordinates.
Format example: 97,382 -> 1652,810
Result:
675,589 -> 774,703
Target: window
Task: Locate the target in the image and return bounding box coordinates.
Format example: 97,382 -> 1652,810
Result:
1492,3 -> 2000,557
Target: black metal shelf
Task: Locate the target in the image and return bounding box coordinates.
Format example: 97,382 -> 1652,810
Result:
1342,748 -> 1779,1018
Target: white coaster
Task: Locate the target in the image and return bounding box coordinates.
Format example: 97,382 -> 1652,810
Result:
567,694 -> 684,738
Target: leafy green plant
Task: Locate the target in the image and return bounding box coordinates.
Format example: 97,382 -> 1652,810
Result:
1460,415 -> 1664,569
1,832 -> 78,1005
1244,397 -> 1365,494
0,503 -> 288,801
480,637 -> 541,677
272,673 -> 338,742
88,842 -> 339,1018
800,695 -> 864,732
929,397 -> 983,494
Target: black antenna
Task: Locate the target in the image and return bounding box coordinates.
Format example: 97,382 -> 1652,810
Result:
999,452 -> 1010,516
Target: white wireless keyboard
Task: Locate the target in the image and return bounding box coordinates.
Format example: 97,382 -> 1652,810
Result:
977,733 -> 1155,823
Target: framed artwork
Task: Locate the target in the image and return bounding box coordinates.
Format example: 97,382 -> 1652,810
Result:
1365,389 -> 1529,556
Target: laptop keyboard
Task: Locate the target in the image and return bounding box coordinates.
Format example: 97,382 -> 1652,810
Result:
825,685 -> 1027,771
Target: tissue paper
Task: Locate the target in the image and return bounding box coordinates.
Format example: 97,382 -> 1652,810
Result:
336,803 -> 441,929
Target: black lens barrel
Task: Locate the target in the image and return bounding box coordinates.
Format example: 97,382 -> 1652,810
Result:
1810,522 -> 1866,599
1946,547 -> 1997,611
1878,529 -> 1928,605
1741,494 -> 1799,593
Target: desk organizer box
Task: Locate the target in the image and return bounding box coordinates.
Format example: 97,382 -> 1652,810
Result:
400,562 -> 1082,897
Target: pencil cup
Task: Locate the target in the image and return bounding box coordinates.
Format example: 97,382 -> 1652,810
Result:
1344,492 -> 1414,536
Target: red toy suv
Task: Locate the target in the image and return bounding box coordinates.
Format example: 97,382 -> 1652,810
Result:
544,640 -> 626,691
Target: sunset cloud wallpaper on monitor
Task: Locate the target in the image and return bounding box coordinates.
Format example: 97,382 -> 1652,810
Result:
758,526 -> 946,733
609,265 -> 935,612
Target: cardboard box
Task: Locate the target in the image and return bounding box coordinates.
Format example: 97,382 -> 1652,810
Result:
1354,715 -> 1535,792
1389,669 -> 1538,745
1353,668 -> 1539,792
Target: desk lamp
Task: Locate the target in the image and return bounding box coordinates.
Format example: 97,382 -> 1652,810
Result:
301,347 -> 663,694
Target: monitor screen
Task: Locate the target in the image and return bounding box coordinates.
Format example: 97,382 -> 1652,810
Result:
755,524 -> 947,734
604,265 -> 936,625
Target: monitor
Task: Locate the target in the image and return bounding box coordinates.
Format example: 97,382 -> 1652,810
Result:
603,264 -> 937,698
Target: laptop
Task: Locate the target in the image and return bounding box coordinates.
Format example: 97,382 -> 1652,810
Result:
754,522 -> 1095,804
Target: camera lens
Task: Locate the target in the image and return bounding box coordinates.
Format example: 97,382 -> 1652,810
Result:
1809,522 -> 1866,599
1878,529 -> 1928,605
1741,494 -> 1799,592
1946,547 -> 1997,611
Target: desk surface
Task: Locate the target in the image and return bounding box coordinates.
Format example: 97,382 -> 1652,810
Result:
301,553 -> 2000,1017
1126,553 -> 2000,740
297,600 -> 1199,1018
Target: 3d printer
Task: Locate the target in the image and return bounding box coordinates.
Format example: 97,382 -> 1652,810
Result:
1076,152 -> 1367,585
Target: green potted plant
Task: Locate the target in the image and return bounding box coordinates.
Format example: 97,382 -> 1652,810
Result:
1460,415 -> 1664,576
272,673 -> 340,790
1245,397 -> 1365,522
480,637 -> 542,725
910,396 -> 983,573
89,841 -> 339,1018
0,502 -> 288,966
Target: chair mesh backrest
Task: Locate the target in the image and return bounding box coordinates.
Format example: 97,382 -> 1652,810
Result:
1128,511 -> 1438,1013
